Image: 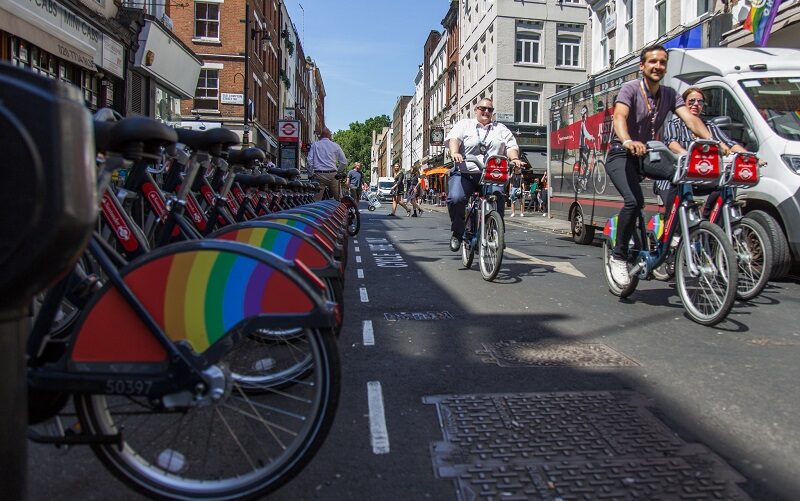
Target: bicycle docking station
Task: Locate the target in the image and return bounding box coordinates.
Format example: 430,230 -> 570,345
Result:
0,63 -> 97,500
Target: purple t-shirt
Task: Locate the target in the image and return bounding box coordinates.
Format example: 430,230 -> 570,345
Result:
611,79 -> 684,144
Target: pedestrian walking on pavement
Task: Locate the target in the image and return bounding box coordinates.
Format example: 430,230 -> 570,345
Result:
389,163 -> 411,217
509,165 -> 525,217
308,127 -> 348,200
406,166 -> 425,217
529,177 -> 540,212
347,162 -> 364,201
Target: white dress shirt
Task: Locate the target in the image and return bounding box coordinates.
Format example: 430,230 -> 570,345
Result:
445,119 -> 520,173
307,138 -> 348,174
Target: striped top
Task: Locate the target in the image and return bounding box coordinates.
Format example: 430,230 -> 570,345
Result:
654,117 -> 738,192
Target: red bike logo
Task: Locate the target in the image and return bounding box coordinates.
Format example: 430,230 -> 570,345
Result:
100,192 -> 139,252
695,159 -> 714,175
738,166 -> 754,180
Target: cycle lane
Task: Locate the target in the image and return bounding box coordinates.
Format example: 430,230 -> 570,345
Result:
273,207 -> 791,500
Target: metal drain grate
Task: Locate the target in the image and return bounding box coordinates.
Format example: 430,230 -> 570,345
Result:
477,340 -> 640,368
384,311 -> 454,321
424,391 -> 750,500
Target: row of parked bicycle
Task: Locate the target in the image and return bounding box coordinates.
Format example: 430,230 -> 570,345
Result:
27,109 -> 359,499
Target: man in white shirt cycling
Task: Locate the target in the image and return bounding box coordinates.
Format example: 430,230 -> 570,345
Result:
445,98 -> 525,252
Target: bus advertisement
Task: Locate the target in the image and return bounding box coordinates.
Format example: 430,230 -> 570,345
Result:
548,61 -> 663,245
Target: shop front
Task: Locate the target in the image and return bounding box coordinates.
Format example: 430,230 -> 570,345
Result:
0,0 -> 126,114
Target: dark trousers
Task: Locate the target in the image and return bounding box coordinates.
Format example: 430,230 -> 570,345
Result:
447,171 -> 505,236
606,150 -> 643,258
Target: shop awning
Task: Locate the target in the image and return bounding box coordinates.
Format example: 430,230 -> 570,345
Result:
424,167 -> 450,176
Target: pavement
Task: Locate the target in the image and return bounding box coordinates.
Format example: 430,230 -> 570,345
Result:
416,201 -> 571,236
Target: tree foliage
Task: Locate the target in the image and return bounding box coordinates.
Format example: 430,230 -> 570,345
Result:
332,115 -> 390,185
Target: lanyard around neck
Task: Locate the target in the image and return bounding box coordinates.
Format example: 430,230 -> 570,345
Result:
476,123 -> 492,144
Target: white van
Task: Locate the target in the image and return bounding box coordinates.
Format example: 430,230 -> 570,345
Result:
665,48 -> 800,277
377,176 -> 395,201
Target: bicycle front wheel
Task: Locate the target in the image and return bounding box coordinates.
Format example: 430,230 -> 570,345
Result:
675,221 -> 737,325
76,327 -> 340,501
479,211 -> 504,281
592,159 -> 607,195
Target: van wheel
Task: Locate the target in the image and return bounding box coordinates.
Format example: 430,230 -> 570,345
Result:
571,207 -> 595,245
746,210 -> 792,279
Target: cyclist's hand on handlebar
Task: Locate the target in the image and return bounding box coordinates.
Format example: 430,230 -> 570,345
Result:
452,152 -> 464,163
720,143 -> 732,156
511,158 -> 526,168
625,140 -> 647,157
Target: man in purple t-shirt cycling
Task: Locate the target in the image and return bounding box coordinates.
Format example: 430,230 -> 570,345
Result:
606,44 -> 715,287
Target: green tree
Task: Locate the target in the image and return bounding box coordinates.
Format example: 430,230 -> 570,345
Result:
332,115 -> 390,185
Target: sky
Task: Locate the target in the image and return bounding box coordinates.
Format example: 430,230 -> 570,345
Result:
284,0 -> 451,133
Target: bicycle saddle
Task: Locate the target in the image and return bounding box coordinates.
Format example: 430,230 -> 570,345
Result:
271,175 -> 288,187
233,173 -> 260,187
175,128 -> 239,156
287,180 -> 304,190
93,120 -> 116,152
228,147 -> 265,166
256,173 -> 276,187
107,116 -> 177,153
268,168 -> 300,180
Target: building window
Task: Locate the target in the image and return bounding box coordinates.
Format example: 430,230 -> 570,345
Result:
697,0 -> 711,16
656,0 -> 667,37
556,84 -> 571,94
557,36 -> 580,67
194,68 -> 219,110
515,92 -> 540,125
516,33 -> 541,64
625,0 -> 634,54
81,71 -> 100,110
195,2 -> 220,40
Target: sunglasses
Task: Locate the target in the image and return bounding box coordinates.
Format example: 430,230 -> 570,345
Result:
476,106 -> 495,113
687,98 -> 705,106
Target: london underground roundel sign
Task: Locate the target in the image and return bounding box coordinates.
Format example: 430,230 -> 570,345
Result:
278,120 -> 300,142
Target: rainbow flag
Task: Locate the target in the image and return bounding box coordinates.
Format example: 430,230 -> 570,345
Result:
744,0 -> 783,47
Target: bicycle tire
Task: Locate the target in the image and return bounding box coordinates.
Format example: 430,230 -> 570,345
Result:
76,327 -> 340,501
732,217 -> 773,301
746,210 -> 791,280
592,159 -> 608,195
479,211 -> 504,281
461,238 -> 474,268
675,221 -> 737,326
602,232 -> 640,298
572,164 -> 587,194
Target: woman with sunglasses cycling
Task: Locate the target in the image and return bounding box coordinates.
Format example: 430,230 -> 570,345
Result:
656,87 -> 743,219
445,98 -> 525,252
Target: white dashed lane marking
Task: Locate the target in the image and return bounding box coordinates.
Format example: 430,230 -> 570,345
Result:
360,287 -> 369,302
367,381 -> 390,454
356,256 -> 362,263
357,268 -> 364,279
362,320 -> 374,346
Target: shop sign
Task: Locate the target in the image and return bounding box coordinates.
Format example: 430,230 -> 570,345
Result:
221,93 -> 244,105
100,36 -> 124,79
3,0 -> 101,69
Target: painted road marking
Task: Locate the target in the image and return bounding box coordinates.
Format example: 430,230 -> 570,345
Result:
365,237 -> 408,268
355,246 -> 361,253
356,255 -> 362,263
367,381 -> 390,454
360,287 -> 369,302
354,239 -> 359,244
357,268 -> 364,279
505,247 -> 586,278
363,320 -> 374,346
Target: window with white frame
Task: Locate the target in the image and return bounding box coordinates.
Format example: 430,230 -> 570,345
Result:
516,33 -> 541,64
195,2 -> 220,40
557,36 -> 580,67
599,11 -> 608,69
515,87 -> 541,125
697,0 -> 711,17
656,0 -> 667,38
624,0 -> 634,54
194,68 -> 219,110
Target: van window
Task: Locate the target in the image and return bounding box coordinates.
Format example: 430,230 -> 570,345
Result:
702,86 -> 751,144
738,77 -> 800,141
379,181 -> 393,189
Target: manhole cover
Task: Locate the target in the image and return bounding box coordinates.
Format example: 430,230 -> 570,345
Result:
477,340 -> 639,368
384,311 -> 454,321
424,391 -> 749,500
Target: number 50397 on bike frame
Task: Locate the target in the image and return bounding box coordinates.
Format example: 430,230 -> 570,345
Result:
461,155 -> 509,282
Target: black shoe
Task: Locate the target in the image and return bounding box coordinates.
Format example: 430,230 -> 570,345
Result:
449,232 -> 461,252
412,212 -> 418,217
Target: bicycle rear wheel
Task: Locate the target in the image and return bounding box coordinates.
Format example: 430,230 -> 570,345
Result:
592,159 -> 607,195
479,211 -> 504,281
732,217 -> 773,301
76,327 -> 340,501
675,221 -> 737,325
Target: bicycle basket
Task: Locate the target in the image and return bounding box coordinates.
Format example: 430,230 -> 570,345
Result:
640,152 -> 676,180
684,140 -> 722,185
480,156 -> 509,185
726,152 -> 760,188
